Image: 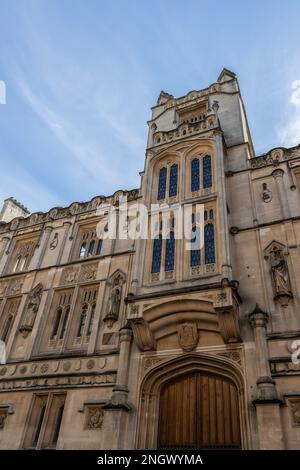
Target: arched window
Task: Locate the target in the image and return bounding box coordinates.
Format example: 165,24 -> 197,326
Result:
157,167 -> 167,200
51,403 -> 65,445
169,164 -> 178,197
51,308 -> 62,340
87,303 -> 96,336
79,241 -> 86,258
151,235 -> 162,273
204,223 -> 215,264
190,225 -> 200,267
13,256 -> 22,273
88,239 -> 95,257
77,304 -> 88,337
1,315 -> 13,342
191,158 -> 200,192
59,306 -> 70,340
165,231 -> 175,271
96,239 -> 102,255
203,155 -> 212,189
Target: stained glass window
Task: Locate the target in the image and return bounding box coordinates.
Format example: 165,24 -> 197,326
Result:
191,158 -> 200,192
157,167 -> 167,200
204,223 -> 215,264
190,225 -> 200,266
203,155 -> 212,189
169,164 -> 178,197
151,235 -> 162,273
165,231 -> 175,271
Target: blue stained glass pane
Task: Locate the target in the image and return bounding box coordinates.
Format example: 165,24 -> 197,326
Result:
190,226 -> 200,266
209,209 -> 214,220
205,223 -> 215,264
157,167 -> 167,200
169,164 -> 178,197
203,155 -> 212,189
165,232 -> 175,271
151,236 -> 162,273
191,158 -> 200,192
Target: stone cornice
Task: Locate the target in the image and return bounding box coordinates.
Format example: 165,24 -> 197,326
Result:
0,189 -> 140,235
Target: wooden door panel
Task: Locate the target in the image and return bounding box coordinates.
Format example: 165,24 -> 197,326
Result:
158,372 -> 241,450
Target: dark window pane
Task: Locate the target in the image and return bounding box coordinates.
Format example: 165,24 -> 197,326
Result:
88,240 -> 95,257
79,242 -> 86,258
203,155 -> 212,189
204,223 -> 215,264
169,164 -> 178,197
157,167 -> 167,200
191,158 -> 200,192
151,236 -> 162,273
51,308 -> 62,340
165,231 -> 175,271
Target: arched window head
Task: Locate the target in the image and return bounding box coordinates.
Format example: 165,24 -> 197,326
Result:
151,235 -> 162,273
191,158 -> 200,192
169,164 -> 178,197
203,155 -> 212,189
204,223 -> 215,264
79,241 -> 86,258
157,167 -> 167,200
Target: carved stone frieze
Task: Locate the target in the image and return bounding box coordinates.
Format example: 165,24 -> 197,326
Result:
61,267 -> 79,285
79,263 -> 98,283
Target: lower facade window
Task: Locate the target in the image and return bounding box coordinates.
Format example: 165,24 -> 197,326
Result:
23,392 -> 66,450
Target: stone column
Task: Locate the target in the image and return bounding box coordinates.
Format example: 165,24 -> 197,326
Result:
272,169 -> 290,219
57,221 -> 72,264
104,326 -> 133,410
248,304 -> 284,449
36,225 -> 53,269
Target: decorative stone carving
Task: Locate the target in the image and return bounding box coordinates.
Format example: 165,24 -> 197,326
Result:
8,278 -> 23,295
265,242 -> 293,307
104,271 -> 125,328
289,398 -> 300,426
213,289 -> 241,343
86,406 -> 104,429
130,318 -> 156,351
79,263 -> 97,283
0,281 -> 8,297
178,322 -> 198,352
0,408 -> 8,429
61,267 -> 79,285
262,182 -> 272,202
50,232 -> 59,249
19,283 -> 43,337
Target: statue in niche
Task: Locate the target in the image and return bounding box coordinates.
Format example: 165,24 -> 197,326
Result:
50,232 -> 59,250
104,274 -> 124,328
269,246 -> 292,306
19,283 -> 43,337
270,247 -> 290,294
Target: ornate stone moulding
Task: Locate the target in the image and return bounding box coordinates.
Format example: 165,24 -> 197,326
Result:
0,189 -> 140,234
0,356 -> 110,382
250,144 -> 300,169
129,287 -> 241,352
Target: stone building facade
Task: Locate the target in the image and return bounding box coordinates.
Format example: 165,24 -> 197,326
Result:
0,68 -> 300,450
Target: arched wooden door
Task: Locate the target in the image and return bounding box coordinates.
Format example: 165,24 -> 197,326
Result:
158,372 -> 241,450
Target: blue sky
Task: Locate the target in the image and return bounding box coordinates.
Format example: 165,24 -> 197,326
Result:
1,0 -> 300,213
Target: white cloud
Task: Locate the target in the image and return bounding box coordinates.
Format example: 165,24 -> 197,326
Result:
277,80 -> 300,147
